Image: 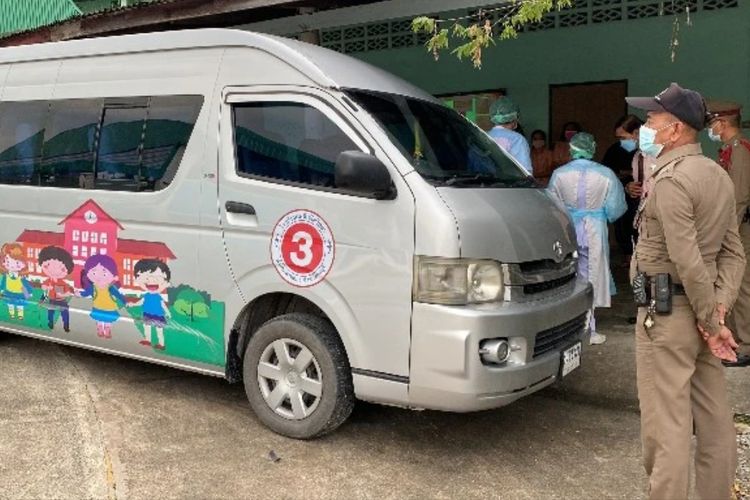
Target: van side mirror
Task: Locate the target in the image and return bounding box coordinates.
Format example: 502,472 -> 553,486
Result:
335,151 -> 395,200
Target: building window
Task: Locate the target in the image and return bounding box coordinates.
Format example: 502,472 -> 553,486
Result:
27,248 -> 33,259
123,274 -> 131,286
35,248 -> 40,257
82,231 -> 89,243
36,264 -> 42,273
123,258 -> 131,271
90,247 -> 97,256
81,246 -> 88,258
72,245 -> 79,257
73,230 -> 80,242
100,248 -> 107,255
91,233 -> 98,244
100,233 -> 108,245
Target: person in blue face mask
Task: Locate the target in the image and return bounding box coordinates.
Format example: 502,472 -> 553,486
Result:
627,82 -> 744,500
602,115 -> 644,267
547,132 -> 628,345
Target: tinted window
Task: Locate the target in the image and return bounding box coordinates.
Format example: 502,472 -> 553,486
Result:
94,98 -> 148,191
42,98 -> 103,188
0,95 -> 203,191
0,101 -> 48,185
143,96 -> 203,190
233,102 -> 359,188
348,90 -> 534,188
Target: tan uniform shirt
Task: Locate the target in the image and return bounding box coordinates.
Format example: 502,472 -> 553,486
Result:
722,133 -> 750,225
635,143 -> 746,334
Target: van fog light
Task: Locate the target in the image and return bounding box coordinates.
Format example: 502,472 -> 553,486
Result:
479,339 -> 510,365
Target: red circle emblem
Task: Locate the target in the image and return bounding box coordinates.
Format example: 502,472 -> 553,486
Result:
280,222 -> 325,274
271,210 -> 335,287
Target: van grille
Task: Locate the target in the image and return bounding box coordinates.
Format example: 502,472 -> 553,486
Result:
533,313 -> 587,358
503,254 -> 578,301
523,274 -> 576,295
519,254 -> 575,274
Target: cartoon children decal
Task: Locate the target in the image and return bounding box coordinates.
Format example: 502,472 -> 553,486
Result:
0,243 -> 34,321
78,254 -> 126,339
38,246 -> 75,332
129,259 -> 172,350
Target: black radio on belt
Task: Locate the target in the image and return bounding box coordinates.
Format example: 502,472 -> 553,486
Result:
653,273 -> 672,314
632,272 -> 673,314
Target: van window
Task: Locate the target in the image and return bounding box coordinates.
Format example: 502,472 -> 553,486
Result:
0,95 -> 203,191
0,101 -> 48,185
95,98 -> 148,191
41,98 -> 103,188
233,102 -> 359,188
144,95 -> 203,190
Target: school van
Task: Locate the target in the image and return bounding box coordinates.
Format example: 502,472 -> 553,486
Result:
0,29 -> 592,438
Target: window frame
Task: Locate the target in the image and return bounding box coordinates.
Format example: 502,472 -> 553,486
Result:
228,93 -> 391,199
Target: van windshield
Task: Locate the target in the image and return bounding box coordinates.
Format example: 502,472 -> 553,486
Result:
347,90 -> 535,188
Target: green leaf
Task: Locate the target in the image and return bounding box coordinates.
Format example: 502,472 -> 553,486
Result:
411,16 -> 435,34
411,0 -> 590,68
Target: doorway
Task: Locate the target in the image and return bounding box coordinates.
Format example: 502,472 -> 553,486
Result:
549,80 -> 628,162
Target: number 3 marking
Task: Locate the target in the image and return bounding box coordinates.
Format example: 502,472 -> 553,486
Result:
290,231 -> 313,267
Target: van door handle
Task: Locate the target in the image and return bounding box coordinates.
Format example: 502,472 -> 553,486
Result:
225,201 -> 256,216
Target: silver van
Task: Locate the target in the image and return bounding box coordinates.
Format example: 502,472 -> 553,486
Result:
0,29 -> 592,438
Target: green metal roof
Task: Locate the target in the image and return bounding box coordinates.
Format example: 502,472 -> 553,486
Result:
0,0 -> 82,36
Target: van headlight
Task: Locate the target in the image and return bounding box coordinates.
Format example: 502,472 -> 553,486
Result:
414,257 -> 504,305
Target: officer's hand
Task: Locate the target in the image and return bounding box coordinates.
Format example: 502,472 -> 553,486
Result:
626,182 -> 643,198
705,326 -> 738,362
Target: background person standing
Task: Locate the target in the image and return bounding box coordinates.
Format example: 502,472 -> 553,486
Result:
530,129 -> 555,186
552,121 -> 583,168
627,83 -> 744,500
603,115 -> 643,267
707,100 -> 750,367
547,132 -> 627,345
487,96 -> 532,173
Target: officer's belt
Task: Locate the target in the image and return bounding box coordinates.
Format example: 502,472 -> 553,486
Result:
645,276 -> 686,296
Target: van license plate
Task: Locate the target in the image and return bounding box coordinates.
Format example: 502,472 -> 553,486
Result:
561,342 -> 582,378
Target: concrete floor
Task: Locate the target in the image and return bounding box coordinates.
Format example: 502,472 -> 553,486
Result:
2,286 -> 750,499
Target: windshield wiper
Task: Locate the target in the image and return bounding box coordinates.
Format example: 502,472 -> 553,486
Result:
444,174 -> 502,187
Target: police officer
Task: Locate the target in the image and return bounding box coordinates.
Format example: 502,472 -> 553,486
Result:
487,96 -> 532,173
627,83 -> 745,500
707,101 -> 750,366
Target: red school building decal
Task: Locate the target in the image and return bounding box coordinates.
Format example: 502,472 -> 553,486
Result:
16,200 -> 175,290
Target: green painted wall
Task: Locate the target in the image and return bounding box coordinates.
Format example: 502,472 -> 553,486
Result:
354,5 -> 750,156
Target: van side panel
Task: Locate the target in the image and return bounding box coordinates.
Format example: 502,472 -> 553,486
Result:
211,50 -> 416,381
1,60 -> 60,101
0,49 -> 230,374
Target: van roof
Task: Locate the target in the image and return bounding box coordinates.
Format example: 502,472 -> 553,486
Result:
0,28 -> 437,103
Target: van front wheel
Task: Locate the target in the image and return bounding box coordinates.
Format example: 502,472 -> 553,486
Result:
243,313 -> 354,439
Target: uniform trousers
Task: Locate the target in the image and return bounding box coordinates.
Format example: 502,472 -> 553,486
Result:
636,297 -> 736,500
728,223 -> 750,356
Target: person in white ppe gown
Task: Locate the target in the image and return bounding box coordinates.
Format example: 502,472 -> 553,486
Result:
547,132 -> 627,345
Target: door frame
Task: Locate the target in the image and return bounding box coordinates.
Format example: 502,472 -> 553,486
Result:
548,79 -> 629,142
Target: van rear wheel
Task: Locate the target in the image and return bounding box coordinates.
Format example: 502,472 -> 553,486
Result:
243,313 -> 354,439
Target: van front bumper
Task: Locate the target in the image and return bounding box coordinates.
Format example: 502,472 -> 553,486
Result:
408,280 -> 593,412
